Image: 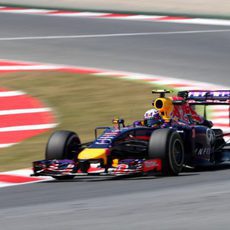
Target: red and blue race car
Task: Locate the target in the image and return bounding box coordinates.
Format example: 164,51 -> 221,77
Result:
32,89 -> 230,179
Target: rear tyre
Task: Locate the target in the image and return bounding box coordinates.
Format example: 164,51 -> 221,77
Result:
148,129 -> 184,176
212,128 -> 225,148
45,130 -> 81,180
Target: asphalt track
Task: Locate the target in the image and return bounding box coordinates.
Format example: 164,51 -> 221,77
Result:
0,12 -> 230,230
0,13 -> 230,85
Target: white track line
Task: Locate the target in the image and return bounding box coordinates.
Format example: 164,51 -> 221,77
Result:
0,123 -> 58,132
122,15 -> 165,20
0,65 -> 61,70
0,29 -> 230,41
0,143 -> 17,148
55,12 -> 109,17
0,108 -> 52,115
212,119 -> 229,124
0,91 -> 25,97
212,112 -> 229,116
0,179 -> 52,188
169,18 -> 230,26
2,9 -> 55,14
1,168 -> 34,176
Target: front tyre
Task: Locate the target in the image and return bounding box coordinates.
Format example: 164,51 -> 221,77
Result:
45,130 -> 81,160
45,130 -> 81,180
148,129 -> 184,176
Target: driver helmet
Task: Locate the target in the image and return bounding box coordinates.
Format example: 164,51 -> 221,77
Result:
144,109 -> 163,127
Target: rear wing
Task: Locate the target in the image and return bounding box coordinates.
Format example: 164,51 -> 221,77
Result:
178,90 -> 230,105
178,90 -> 230,124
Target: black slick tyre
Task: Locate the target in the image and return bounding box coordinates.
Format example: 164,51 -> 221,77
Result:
45,130 -> 81,180
148,128 -> 184,176
45,130 -> 81,160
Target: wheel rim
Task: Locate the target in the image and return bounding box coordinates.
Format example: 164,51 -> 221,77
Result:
65,136 -> 80,159
172,140 -> 184,167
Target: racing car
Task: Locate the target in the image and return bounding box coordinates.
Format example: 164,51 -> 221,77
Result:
32,89 -> 230,179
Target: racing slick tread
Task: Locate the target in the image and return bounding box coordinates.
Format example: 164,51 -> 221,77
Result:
45,130 -> 81,160
148,128 -> 185,176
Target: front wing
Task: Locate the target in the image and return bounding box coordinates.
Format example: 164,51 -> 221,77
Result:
31,158 -> 162,177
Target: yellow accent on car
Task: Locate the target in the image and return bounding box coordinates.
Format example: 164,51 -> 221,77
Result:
78,148 -> 108,164
112,159 -> 119,167
153,97 -> 174,122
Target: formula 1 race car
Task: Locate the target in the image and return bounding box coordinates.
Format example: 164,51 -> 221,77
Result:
32,90 -> 230,179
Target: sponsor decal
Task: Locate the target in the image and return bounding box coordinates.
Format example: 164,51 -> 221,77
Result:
195,147 -> 211,157
95,130 -> 120,144
143,159 -> 161,172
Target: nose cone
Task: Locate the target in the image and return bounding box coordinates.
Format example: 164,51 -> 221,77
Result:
78,148 -> 108,164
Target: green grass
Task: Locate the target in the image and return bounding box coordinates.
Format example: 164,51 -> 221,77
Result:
0,71 -> 159,171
